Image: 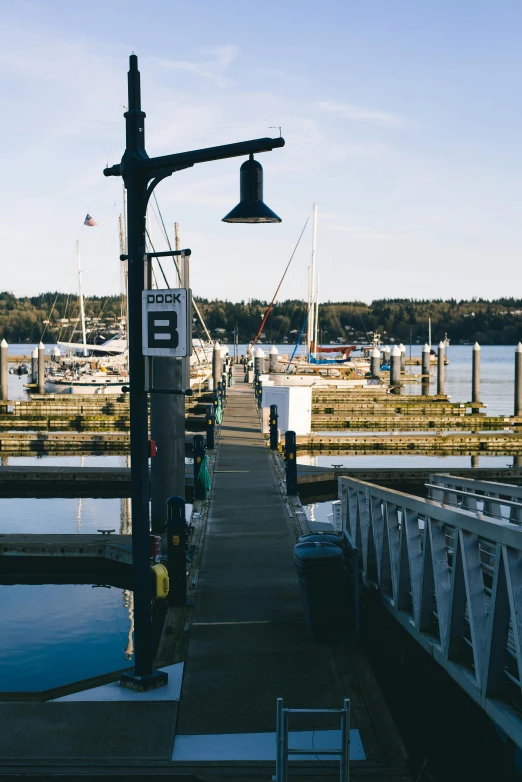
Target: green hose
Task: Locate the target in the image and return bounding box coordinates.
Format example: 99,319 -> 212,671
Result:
197,454 -> 212,495
215,400 -> 223,425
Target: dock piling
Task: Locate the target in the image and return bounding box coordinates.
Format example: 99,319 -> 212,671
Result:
165,495 -> 187,606
37,342 -> 45,394
205,404 -> 215,449
472,342 -> 480,411
193,434 -> 206,500
515,343 -> 522,417
370,348 -> 380,378
399,343 -> 406,373
285,430 -> 298,495
269,345 -> 279,372
437,342 -> 445,395
390,345 -> 401,392
421,343 -> 430,376
212,342 -> 222,389
0,340 -> 7,401
269,404 -> 279,450
31,346 -> 38,385
254,346 -> 265,375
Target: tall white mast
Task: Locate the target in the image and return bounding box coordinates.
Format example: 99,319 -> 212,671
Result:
311,203 -> 318,356
307,264 -> 312,352
76,240 -> 87,356
314,274 -> 320,358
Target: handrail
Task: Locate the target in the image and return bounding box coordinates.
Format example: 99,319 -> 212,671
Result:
338,475 -> 522,750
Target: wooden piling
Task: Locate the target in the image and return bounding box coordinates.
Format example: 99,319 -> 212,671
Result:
472,342 -> 480,411
515,343 -> 522,417
422,343 -> 430,377
37,342 -> 45,395
0,340 -> 7,401
437,342 -> 445,395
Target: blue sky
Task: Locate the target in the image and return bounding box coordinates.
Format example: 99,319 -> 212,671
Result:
0,0 -> 520,303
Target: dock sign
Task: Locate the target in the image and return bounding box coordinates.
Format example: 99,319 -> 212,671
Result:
142,289 -> 189,357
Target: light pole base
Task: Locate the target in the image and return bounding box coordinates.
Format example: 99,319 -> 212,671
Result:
120,669 -> 168,692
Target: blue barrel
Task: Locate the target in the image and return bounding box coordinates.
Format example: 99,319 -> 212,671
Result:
293,541 -> 345,641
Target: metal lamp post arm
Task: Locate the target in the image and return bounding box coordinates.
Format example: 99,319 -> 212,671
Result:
104,137 -> 285,181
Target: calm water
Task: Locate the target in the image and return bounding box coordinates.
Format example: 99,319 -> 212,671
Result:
0,489 -> 134,691
0,584 -> 134,691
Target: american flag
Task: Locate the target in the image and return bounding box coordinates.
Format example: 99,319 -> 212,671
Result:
84,214 -> 97,227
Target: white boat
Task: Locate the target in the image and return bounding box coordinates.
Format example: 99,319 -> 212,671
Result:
45,370 -> 129,395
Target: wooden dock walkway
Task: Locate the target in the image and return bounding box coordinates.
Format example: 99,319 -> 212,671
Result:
173,370 -> 411,778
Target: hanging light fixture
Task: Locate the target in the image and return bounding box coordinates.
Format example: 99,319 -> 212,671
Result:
222,154 -> 282,223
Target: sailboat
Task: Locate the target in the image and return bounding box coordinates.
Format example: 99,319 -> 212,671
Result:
45,232 -> 129,394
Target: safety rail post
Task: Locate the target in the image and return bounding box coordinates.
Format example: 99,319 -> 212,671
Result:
165,495 -> 187,607
285,430 -> 298,495
269,404 -> 279,450
205,404 -> 215,449
193,434 -> 206,500
275,697 -> 350,782
221,372 -> 227,400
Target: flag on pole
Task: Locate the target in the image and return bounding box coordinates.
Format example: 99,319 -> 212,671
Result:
84,214 -> 97,227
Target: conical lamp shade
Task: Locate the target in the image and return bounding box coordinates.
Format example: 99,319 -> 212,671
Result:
222,155 -> 281,223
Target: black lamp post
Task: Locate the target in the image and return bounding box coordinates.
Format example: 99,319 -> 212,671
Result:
104,54 -> 285,691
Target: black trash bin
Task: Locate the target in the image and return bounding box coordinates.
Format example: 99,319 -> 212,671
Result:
294,541 -> 345,641
298,532 -> 346,551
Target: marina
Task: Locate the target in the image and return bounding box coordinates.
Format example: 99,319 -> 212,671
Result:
2,14 -> 522,780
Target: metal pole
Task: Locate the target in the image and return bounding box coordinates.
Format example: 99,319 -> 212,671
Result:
472,342 -> 480,412
37,342 -> 45,394
276,698 -> 284,782
515,343 -> 522,417
119,56 -> 166,691
0,340 -> 7,401
437,341 -> 445,396
340,698 -> 351,782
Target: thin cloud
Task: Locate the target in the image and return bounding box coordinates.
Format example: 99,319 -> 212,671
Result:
318,100 -> 403,127
156,46 -> 239,88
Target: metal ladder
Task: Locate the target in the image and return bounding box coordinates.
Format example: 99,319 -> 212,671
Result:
275,697 -> 351,782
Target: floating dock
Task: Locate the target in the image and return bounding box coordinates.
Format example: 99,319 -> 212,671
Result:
0,367 -> 412,780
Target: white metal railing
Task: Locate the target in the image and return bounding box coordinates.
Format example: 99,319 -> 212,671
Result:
428,473 -> 522,524
338,475 -> 522,749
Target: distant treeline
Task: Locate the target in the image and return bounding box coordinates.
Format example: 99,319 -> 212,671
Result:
2,291 -> 522,345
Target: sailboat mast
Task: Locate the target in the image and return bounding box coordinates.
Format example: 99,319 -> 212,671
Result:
314,274 -> 320,357
311,203 -> 318,357
76,240 -> 87,357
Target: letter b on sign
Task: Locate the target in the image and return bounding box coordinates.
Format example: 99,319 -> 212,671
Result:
148,311 -> 178,349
